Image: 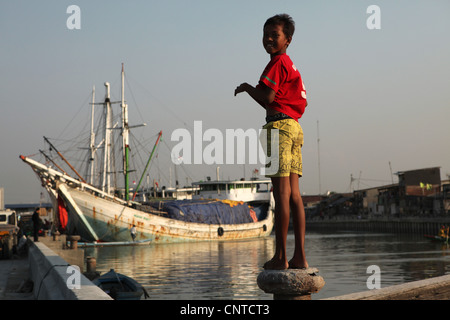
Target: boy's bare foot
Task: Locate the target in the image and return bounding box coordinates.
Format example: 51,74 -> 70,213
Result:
288,257 -> 309,269
263,258 -> 289,270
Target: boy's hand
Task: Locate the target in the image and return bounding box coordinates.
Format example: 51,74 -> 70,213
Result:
234,82 -> 275,110
234,83 -> 250,96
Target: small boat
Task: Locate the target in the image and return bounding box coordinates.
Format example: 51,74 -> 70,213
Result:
93,269 -> 149,300
424,225 -> 450,244
424,234 -> 449,243
77,239 -> 152,247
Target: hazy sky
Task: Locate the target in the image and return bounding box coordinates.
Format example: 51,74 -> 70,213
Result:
1,1 -> 449,204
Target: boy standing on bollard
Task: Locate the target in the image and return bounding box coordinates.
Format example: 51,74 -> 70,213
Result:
235,14 -> 308,270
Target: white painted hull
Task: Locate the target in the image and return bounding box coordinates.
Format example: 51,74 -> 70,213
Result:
21,155 -> 274,243
60,185 -> 274,243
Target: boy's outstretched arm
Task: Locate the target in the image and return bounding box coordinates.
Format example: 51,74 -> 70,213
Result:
234,82 -> 275,109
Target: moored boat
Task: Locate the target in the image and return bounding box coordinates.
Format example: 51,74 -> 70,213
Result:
424,234 -> 449,243
93,269 -> 149,300
424,225 -> 449,243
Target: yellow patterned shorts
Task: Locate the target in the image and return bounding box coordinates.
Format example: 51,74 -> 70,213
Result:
261,119 -> 303,178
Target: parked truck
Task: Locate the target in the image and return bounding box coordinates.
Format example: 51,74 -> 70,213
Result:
0,209 -> 18,259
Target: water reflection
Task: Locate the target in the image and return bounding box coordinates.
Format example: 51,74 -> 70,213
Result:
85,231 -> 450,300
306,232 -> 450,299
86,237 -> 275,300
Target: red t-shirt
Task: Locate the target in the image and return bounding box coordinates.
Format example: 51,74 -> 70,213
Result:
257,54 -> 307,120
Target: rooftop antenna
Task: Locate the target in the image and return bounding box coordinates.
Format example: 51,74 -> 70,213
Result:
349,172 -> 361,192
357,170 -> 362,190
389,161 -> 394,184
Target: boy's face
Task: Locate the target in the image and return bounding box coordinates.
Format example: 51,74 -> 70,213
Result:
263,24 -> 291,57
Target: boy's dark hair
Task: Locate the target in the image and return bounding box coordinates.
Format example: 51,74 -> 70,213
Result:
264,14 -> 295,39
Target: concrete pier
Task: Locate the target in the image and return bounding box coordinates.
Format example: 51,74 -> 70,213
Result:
45,234 -> 85,272
323,273 -> 450,300
0,236 -> 112,300
257,268 -> 325,300
0,254 -> 33,299
29,240 -> 111,299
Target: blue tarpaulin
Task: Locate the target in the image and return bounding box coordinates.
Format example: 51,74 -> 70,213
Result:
148,200 -> 257,224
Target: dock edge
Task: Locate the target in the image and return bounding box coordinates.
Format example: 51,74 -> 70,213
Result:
29,240 -> 112,300
323,274 -> 450,300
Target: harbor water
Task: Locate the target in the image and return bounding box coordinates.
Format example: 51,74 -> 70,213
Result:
84,231 -> 450,300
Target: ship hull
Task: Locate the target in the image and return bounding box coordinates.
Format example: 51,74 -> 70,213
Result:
21,155 -> 274,244
59,183 -> 274,243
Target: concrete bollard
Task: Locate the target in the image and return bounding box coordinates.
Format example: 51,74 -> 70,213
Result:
67,235 -> 81,250
257,267 -> 325,300
86,256 -> 97,273
84,256 -> 100,281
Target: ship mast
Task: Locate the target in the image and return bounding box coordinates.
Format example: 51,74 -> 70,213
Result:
121,63 -> 130,201
102,82 -> 113,194
89,85 -> 96,185
91,64 -> 144,201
